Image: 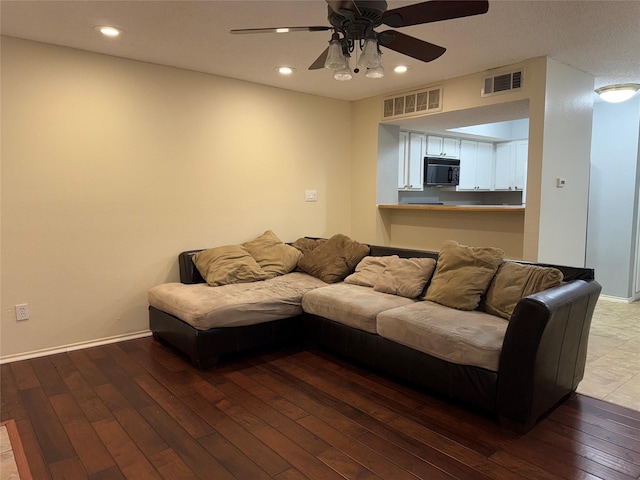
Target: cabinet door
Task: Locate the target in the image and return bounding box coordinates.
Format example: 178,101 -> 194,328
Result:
494,142 -> 514,190
407,133 -> 425,190
426,135 -> 443,156
457,140 -> 478,190
398,131 -> 409,189
442,137 -> 460,158
475,142 -> 494,190
514,141 -> 528,191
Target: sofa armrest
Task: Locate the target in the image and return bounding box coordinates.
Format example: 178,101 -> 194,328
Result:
496,279 -> 601,431
178,250 -> 205,284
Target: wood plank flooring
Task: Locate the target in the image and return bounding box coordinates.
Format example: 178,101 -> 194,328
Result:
2,336 -> 639,480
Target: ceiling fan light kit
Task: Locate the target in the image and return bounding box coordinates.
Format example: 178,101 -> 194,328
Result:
595,84 -> 640,103
231,0 -> 490,82
365,64 -> 385,79
357,38 -> 382,69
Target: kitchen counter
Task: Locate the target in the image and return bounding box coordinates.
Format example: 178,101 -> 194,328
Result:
378,204 -> 525,212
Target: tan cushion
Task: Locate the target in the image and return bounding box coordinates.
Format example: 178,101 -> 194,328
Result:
301,283 -> 415,333
424,240 -> 504,310
377,301 -> 508,372
192,245 -> 269,286
291,237 -> 326,255
297,234 -> 370,283
344,255 -> 398,287
149,273 -> 327,329
485,262 -> 564,319
373,257 -> 437,298
243,230 -> 302,277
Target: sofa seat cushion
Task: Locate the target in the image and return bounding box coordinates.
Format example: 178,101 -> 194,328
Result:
148,272 -> 327,330
302,283 -> 416,333
377,301 -> 508,371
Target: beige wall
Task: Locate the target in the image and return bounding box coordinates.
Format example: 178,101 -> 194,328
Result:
1,38 -> 595,359
1,37 -> 352,358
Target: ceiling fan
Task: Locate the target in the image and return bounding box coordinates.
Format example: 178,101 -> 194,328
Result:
230,0 -> 489,80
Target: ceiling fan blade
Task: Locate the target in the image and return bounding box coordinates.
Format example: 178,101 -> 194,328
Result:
309,47 -> 330,70
378,30 -> 446,63
230,26 -> 331,34
382,1 -> 489,28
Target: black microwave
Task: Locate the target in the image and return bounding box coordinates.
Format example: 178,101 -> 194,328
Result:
424,157 -> 460,186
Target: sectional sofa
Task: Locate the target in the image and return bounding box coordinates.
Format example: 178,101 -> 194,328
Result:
148,232 -> 601,432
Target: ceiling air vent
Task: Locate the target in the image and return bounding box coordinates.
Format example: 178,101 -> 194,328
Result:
382,86 -> 443,120
482,70 -> 523,97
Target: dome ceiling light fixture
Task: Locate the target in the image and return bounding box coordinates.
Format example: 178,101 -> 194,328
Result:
595,84 -> 640,103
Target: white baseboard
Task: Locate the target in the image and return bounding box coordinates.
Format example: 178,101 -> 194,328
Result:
0,330 -> 153,364
598,294 -> 637,304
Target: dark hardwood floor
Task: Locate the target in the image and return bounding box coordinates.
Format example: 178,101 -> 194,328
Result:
2,336 -> 639,480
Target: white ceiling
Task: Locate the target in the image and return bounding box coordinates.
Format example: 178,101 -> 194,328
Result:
2,0 -> 639,102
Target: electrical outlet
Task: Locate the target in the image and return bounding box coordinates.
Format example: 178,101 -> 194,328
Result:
16,304 -> 29,321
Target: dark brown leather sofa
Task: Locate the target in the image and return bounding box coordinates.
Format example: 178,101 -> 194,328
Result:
149,244 -> 601,432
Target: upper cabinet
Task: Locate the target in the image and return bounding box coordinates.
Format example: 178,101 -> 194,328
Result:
494,140 -> 528,197
426,135 -> 460,158
398,131 -> 426,191
457,140 -> 494,191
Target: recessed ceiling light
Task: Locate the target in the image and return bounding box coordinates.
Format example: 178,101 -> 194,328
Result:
277,66 -> 296,75
394,65 -> 409,74
94,25 -> 124,38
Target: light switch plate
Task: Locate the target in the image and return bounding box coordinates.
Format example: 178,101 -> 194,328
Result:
305,190 -> 317,202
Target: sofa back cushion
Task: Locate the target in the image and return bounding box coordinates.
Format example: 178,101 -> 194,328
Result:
373,257 -> 437,298
423,240 -> 504,310
344,255 -> 398,287
243,230 -> 302,277
485,262 -> 564,319
193,245 -> 270,286
297,234 -> 370,283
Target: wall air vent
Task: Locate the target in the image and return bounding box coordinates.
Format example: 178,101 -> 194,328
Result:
382,86 -> 443,120
482,69 -> 523,97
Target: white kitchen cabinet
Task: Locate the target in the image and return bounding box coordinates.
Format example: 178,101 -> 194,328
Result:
494,143 -> 514,190
514,141 -> 528,193
398,131 -> 426,191
493,140 -> 528,199
426,135 -> 460,158
458,140 -> 493,191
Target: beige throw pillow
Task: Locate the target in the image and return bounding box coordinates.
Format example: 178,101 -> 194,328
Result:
344,255 -> 399,287
291,237 -> 326,255
424,240 -> 505,310
485,262 -> 564,319
243,230 -> 302,277
297,234 -> 370,283
373,257 -> 437,298
192,245 -> 269,286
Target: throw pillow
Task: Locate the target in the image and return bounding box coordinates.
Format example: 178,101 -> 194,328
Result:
192,245 -> 269,286
243,230 -> 302,277
297,234 -> 370,283
344,255 -> 399,287
485,262 -> 564,319
424,240 -> 505,310
373,257 -> 437,298
291,237 -> 327,255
